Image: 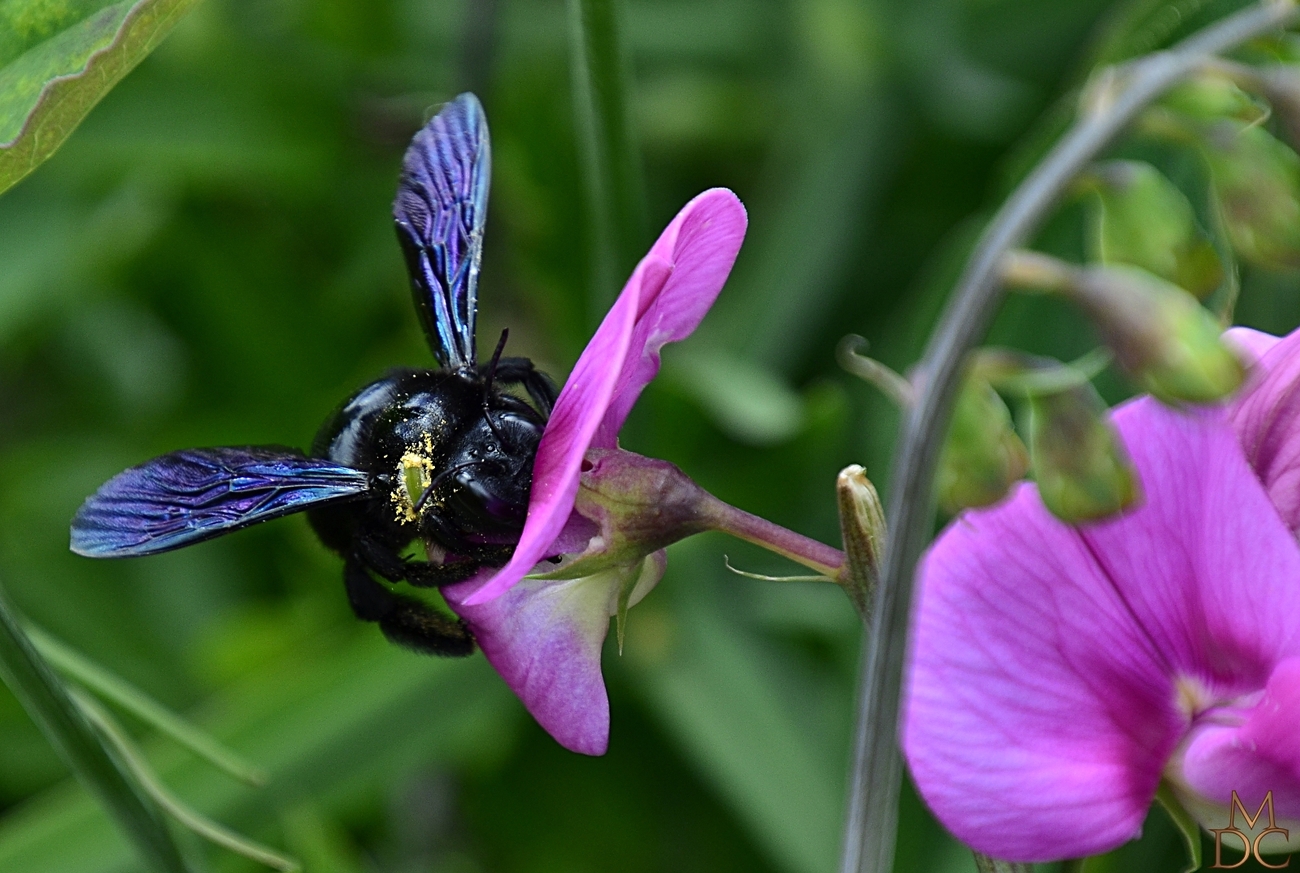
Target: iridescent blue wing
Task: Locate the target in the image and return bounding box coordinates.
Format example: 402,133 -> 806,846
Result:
70,447 -> 371,558
393,92 -> 490,371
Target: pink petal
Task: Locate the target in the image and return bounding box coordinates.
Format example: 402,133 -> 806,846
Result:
903,483 -> 1180,861
1178,657 -> 1300,824
1228,327 -> 1300,531
443,555 -> 666,755
903,399 -> 1300,862
593,188 -> 748,447
461,189 -> 746,605
1082,401 -> 1300,688
1224,326 -> 1281,364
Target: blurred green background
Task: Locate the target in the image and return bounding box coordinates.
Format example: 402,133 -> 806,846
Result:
2,0 -> 1299,871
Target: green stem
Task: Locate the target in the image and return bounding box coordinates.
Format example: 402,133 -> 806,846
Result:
838,4 -> 1300,873
566,0 -> 647,320
27,624 -> 266,786
699,492 -> 845,579
0,582 -> 190,873
71,689 -> 300,872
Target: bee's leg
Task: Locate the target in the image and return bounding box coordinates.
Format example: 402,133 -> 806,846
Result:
491,357 -> 560,416
351,532 -> 487,587
402,543 -> 516,588
344,557 -> 475,656
352,535 -> 413,583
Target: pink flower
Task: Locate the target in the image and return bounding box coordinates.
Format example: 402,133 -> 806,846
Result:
901,327 -> 1300,861
442,189 -> 748,755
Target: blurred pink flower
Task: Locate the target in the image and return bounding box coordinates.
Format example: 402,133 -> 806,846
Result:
443,189 -> 747,755
902,326 -> 1300,861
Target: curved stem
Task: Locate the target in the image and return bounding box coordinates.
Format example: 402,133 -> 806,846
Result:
837,4 -> 1300,873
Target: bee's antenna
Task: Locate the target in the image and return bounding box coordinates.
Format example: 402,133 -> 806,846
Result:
481,328 -> 509,442
414,460 -> 489,515
484,328 -> 509,390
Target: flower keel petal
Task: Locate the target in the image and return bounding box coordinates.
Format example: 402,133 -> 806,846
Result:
444,568 -> 634,756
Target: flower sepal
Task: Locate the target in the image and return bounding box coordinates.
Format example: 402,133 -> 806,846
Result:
529,448 -> 711,581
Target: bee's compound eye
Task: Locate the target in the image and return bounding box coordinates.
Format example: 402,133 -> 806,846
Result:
445,466 -> 528,535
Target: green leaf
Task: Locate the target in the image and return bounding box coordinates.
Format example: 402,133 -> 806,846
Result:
666,349 -> 806,446
0,0 -> 200,196
1156,781 -> 1203,873
27,625 -> 266,787
0,634 -> 515,873
69,688 -> 299,872
0,580 -> 190,873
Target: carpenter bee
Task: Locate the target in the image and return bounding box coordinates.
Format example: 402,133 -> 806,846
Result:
70,94 -> 557,656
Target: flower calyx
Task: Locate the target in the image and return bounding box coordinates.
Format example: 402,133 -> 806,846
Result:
531,448 -> 711,581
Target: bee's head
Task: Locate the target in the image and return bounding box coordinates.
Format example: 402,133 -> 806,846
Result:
432,401 -> 545,540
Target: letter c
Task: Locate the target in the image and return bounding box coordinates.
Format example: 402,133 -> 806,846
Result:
1254,828 -> 1292,869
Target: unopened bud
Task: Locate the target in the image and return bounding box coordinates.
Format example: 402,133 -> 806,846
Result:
1203,124 -> 1300,270
1140,73 -> 1300,270
1250,64 -> 1300,150
1027,384 -> 1139,522
1069,264 -> 1244,404
1161,76 -> 1266,124
1083,160 -> 1222,298
936,376 -> 1028,514
1198,55 -> 1300,152
836,465 -> 885,621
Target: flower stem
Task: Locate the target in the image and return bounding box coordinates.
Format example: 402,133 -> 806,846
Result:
697,492 -> 845,579
838,4 -> 1300,873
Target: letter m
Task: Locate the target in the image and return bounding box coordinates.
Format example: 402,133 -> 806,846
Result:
1228,791 -> 1279,831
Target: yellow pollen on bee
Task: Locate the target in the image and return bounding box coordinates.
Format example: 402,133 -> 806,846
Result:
392,440 -> 436,523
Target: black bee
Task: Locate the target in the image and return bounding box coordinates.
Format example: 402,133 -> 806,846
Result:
70,94 -> 557,656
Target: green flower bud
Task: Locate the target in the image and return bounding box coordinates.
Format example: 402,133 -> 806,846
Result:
836,465 -> 885,621
1204,123 -> 1300,270
1161,76 -> 1266,124
936,376 -> 1029,515
1084,160 -> 1222,299
1026,384 -> 1140,522
1251,64 -> 1300,150
1069,264 -> 1244,405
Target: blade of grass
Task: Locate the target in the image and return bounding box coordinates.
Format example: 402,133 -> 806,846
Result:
566,0 -> 647,320
27,624 -> 267,787
0,634 -> 514,873
0,580 -> 190,873
68,688 -> 300,873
